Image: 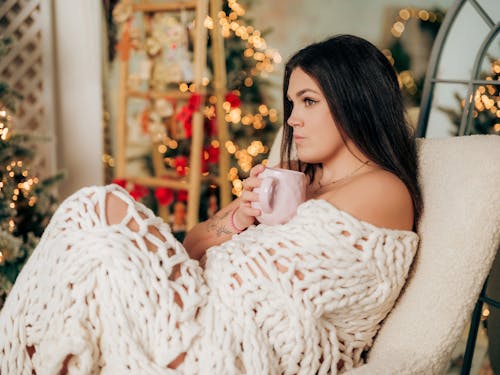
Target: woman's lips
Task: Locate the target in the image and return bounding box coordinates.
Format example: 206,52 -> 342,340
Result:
293,135 -> 305,144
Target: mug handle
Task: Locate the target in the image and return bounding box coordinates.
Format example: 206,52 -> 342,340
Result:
259,177 -> 277,213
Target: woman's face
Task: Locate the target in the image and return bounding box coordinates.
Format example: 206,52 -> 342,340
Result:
286,68 -> 344,165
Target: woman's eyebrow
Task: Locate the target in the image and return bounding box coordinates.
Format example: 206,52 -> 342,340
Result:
286,88 -> 320,100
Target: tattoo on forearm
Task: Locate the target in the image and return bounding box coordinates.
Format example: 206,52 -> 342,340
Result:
207,210 -> 233,237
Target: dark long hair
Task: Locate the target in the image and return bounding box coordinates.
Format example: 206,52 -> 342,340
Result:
280,34 -> 422,226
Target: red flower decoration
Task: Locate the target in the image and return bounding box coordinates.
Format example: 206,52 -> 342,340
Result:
188,93 -> 202,110
176,106 -> 191,123
176,93 -> 203,139
175,106 -> 193,138
225,92 -> 241,108
174,155 -> 188,176
183,120 -> 193,138
155,187 -> 174,206
112,178 -> 128,189
177,190 -> 188,202
129,184 -> 148,201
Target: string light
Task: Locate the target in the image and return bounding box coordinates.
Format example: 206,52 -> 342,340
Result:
232,178 -> 243,196
28,196 -> 37,207
468,58 -> 500,133
207,0 -> 281,77
390,8 -> 442,38
168,139 -> 178,149
481,305 -> 490,321
225,140 -> 237,154
102,153 -> 115,168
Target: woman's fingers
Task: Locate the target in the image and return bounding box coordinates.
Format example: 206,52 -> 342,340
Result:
249,163 -> 265,177
242,164 -> 266,191
240,190 -> 259,203
238,204 -> 261,217
242,176 -> 261,191
235,202 -> 261,224
237,163 -> 265,226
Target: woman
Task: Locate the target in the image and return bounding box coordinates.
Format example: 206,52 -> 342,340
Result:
0,35 -> 421,374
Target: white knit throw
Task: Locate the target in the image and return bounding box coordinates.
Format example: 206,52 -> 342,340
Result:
0,185 -> 418,374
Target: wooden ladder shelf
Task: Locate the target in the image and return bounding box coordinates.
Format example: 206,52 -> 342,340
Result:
114,0 -> 231,230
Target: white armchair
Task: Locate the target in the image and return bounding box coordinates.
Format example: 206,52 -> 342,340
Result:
268,134 -> 500,374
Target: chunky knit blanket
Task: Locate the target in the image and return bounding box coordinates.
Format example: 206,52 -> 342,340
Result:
0,185 -> 418,374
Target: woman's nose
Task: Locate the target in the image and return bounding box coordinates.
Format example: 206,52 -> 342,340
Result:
287,111 -> 302,127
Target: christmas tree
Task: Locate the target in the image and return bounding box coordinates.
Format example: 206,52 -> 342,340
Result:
439,56 -> 500,136
105,0 -> 281,238
0,37 -> 63,309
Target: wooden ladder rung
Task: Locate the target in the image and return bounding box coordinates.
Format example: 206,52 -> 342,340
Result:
125,174 -> 222,190
132,1 -> 198,13
126,176 -> 189,190
127,89 -> 193,100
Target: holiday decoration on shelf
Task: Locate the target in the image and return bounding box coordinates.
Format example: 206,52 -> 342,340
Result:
106,0 -> 281,236
438,56 -> 500,136
0,38 -> 63,309
382,7 -> 445,107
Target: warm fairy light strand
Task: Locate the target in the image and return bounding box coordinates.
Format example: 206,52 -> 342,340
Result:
178,0 -> 282,90
382,7 -> 443,93
469,59 -> 500,131
386,7 -> 499,134
390,8 -> 441,38
203,0 -> 281,192
0,116 -> 41,228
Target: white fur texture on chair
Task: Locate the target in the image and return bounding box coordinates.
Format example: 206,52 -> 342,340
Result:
268,134 -> 500,374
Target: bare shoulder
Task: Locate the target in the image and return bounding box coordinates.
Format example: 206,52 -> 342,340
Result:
324,170 -> 414,231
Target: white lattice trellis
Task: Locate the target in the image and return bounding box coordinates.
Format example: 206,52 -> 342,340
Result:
0,0 -> 56,177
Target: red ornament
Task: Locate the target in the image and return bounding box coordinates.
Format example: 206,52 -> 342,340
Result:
177,190 -> 188,202
225,92 -> 241,108
129,184 -> 148,201
155,187 -> 174,206
207,144 -> 220,163
174,155 -> 188,176
112,178 -> 128,189
183,120 -> 193,138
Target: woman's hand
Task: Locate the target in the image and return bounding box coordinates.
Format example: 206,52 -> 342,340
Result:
183,164 -> 267,260
232,164 -> 265,230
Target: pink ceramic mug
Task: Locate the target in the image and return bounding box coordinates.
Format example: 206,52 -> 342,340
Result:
251,167 -> 307,225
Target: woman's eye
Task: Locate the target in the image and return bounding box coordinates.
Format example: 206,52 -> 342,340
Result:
304,98 -> 317,107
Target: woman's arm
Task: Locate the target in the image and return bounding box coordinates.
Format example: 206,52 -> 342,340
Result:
183,164 -> 265,260
183,198 -> 240,260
